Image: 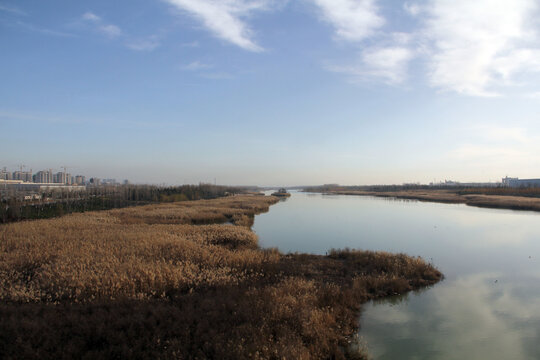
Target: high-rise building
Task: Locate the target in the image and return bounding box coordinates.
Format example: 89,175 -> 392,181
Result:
13,171 -> 33,182
89,178 -> 101,186
54,172 -> 67,184
35,170 -> 53,183
0,167 -> 11,180
74,175 -> 86,185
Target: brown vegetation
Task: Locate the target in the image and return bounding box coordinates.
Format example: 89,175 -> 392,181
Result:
317,188 -> 540,213
0,195 -> 441,359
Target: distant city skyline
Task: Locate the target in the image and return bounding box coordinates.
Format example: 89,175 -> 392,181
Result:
0,165 -> 121,185
2,1 -> 540,186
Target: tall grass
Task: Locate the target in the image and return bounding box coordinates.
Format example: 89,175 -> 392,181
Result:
459,186 -> 540,197
0,195 -> 441,359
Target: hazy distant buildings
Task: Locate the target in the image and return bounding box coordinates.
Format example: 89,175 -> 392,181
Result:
35,170 -> 53,183
2,166 -> 129,188
54,172 -> 66,184
502,176 -> 540,187
89,178 -> 101,186
1,168 -> 12,180
74,175 -> 86,185
429,179 -> 499,187
13,170 -> 33,182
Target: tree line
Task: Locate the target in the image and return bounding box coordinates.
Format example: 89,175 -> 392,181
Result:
0,184 -> 241,223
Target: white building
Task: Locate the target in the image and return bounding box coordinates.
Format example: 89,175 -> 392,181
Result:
502,176 -> 540,187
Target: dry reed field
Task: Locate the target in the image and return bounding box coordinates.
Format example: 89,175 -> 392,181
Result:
0,195 -> 441,359
326,189 -> 540,212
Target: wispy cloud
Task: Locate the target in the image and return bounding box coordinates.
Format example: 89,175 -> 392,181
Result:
0,3 -> 27,16
449,144 -> 527,161
164,0 -> 282,52
0,109 -> 183,129
446,125 -> 540,174
182,40 -> 200,48
82,12 -> 100,22
81,11 -> 122,38
330,46 -> 414,84
99,24 -> 122,37
13,20 -> 75,38
0,110 -> 83,125
200,72 -> 233,80
180,61 -> 213,71
477,126 -> 531,144
314,0 -> 411,85
526,92 -> 540,99
312,0 -> 384,42
126,36 -> 161,51
421,0 -> 540,96
316,0 -> 540,96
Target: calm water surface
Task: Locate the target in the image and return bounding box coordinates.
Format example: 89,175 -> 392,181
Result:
253,191 -> 540,359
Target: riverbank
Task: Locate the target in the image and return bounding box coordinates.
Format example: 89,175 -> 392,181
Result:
0,195 -> 441,359
314,189 -> 540,212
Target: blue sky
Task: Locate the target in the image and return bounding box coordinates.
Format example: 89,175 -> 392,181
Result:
2,0 -> 540,185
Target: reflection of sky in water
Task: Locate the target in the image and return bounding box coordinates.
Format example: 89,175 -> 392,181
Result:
253,192 -> 540,359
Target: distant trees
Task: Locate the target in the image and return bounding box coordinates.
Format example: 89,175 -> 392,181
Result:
0,184 -> 240,223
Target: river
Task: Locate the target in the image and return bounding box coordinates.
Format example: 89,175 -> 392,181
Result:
253,191 -> 540,359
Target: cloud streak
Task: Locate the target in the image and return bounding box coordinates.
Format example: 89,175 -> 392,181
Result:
313,1 -> 412,85
0,4 -> 26,16
180,61 -> 213,71
126,36 -> 161,51
82,11 -> 122,38
312,0 -> 384,42
14,20 -> 75,38
164,0 -> 281,52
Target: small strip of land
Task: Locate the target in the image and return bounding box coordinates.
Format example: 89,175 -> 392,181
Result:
0,195 -> 441,359
314,188 -> 540,212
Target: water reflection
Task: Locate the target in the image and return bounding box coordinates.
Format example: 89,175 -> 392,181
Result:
253,191 -> 540,359
362,272 -> 540,359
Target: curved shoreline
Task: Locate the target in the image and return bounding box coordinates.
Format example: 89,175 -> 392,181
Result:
0,194 -> 441,359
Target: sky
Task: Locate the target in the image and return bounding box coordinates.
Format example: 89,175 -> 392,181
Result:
2,0 -> 540,186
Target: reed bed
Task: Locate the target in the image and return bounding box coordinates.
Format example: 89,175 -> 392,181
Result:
0,195 -> 441,359
325,188 -> 540,213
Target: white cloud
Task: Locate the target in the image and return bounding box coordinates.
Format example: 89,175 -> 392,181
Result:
98,24 -> 122,38
313,1 -> 411,85
164,0 -> 281,52
329,46 -> 414,84
423,0 -> 540,96
315,0 -> 540,96
361,46 -> 414,83
82,12 -> 100,22
312,0 -> 384,42
82,11 -> 122,38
